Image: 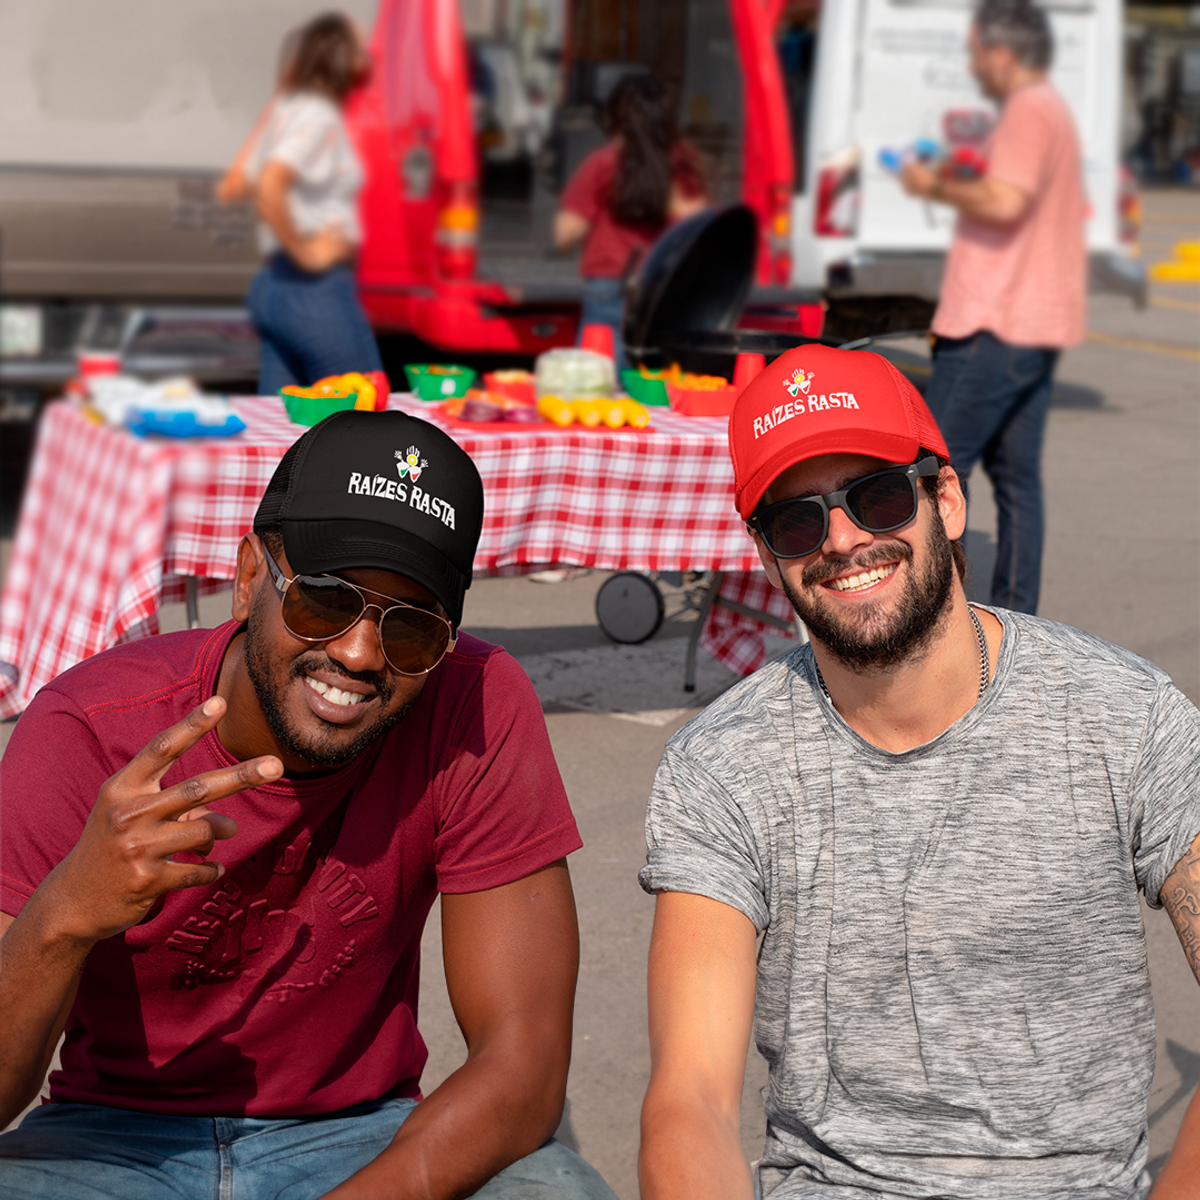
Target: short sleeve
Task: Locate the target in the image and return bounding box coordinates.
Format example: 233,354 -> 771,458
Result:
987,90 -> 1053,197
430,651 -> 581,893
263,98 -> 339,182
560,150 -> 610,223
0,689 -> 110,916
1130,682 -> 1200,907
639,741 -> 770,932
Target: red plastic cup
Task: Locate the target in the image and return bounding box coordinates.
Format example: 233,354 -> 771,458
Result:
580,324 -> 615,359
732,352 -> 766,393
77,351 -> 121,378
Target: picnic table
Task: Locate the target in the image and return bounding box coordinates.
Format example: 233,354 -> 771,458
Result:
0,395 -> 796,718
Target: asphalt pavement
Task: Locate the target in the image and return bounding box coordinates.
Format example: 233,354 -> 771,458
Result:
1,188 -> 1197,1193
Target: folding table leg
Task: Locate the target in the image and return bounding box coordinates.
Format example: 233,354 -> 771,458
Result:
185,576 -> 201,630
684,571 -> 723,693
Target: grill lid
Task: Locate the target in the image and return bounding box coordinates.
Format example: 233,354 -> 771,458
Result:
622,205 -> 758,354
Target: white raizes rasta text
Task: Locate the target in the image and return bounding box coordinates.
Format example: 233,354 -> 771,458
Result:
345,473 -> 457,530
752,392 -> 861,441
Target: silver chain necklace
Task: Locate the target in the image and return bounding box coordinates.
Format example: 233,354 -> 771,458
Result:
814,606 -> 991,702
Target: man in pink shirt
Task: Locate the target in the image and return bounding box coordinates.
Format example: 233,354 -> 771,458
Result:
902,0 -> 1086,614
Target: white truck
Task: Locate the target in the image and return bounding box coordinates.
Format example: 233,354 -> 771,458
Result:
791,0 -> 1144,337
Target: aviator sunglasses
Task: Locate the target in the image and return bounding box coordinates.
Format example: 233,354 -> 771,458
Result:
748,456 -> 941,560
261,543 -> 456,676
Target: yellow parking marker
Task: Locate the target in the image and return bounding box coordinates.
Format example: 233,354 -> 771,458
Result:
1150,295 -> 1200,313
1149,242 -> 1200,283
1086,329 -> 1200,362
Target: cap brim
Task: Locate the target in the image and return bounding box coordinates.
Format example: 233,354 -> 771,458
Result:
281,518 -> 468,627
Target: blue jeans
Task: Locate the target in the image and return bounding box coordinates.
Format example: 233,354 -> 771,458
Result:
248,254 -> 384,395
577,277 -> 630,375
924,330 -> 1059,615
0,1100 -> 617,1200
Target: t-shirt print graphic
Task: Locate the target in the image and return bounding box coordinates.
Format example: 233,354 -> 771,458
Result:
163,789 -> 376,1001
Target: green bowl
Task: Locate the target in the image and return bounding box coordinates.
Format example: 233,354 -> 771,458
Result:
281,390 -> 358,426
404,364 -> 478,401
620,369 -> 670,406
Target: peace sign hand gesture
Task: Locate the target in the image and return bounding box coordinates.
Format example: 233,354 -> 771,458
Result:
40,695 -> 282,946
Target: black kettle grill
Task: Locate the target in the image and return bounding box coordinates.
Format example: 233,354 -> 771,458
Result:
622,204 -> 838,378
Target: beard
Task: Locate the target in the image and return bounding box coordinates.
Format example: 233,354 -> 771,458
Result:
779,503 -> 956,673
243,586 -> 415,768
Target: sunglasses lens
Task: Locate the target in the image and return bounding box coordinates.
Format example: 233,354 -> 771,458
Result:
763,499 -> 826,558
278,567 -> 452,675
282,575 -> 364,640
379,608 -> 452,675
758,467 -> 922,558
847,472 -> 917,532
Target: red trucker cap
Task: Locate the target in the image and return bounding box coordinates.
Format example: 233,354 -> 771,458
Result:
728,345 -> 948,520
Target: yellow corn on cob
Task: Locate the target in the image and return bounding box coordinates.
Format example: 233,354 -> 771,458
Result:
599,400 -> 628,428
537,395 -> 574,427
570,399 -> 604,427
618,398 -> 651,428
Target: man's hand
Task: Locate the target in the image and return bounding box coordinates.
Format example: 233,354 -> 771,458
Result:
0,696 -> 280,1125
900,161 -> 939,200
900,161 -> 1030,225
639,891 -> 759,1200
36,696 -> 280,946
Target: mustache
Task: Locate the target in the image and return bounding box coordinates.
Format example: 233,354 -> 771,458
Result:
802,541 -> 913,589
289,653 -> 393,696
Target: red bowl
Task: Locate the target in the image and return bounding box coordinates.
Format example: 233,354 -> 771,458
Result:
483,373 -> 536,406
667,383 -> 738,418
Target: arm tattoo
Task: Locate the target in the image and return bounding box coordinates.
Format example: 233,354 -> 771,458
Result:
1163,838 -> 1200,983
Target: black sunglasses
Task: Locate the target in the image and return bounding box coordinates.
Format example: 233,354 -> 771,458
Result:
748,456 -> 941,560
261,544 -> 456,676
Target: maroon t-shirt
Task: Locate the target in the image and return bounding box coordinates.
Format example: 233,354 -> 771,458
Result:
561,142 -> 705,278
0,622 -> 581,1117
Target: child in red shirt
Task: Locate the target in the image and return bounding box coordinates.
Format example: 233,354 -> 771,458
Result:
555,74 -> 708,372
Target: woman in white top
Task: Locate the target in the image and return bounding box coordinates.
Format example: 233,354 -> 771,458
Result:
237,13 -> 384,394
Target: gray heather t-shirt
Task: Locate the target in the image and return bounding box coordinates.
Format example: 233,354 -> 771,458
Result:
641,608 -> 1200,1200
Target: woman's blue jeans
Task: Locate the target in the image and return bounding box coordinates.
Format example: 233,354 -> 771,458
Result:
0,1099 -> 617,1200
577,277 -> 630,375
923,330 -> 1059,615
248,254 -> 384,395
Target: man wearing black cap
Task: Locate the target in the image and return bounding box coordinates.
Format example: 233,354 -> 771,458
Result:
638,346 -> 1200,1200
0,411 -> 616,1200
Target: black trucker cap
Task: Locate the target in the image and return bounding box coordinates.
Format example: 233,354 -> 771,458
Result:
254,410 -> 485,627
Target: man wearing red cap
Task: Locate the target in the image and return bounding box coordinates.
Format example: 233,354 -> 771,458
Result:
638,346 -> 1200,1200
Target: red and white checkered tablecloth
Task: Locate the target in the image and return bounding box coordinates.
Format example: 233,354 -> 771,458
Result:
0,396 -> 795,717
700,570 -> 799,677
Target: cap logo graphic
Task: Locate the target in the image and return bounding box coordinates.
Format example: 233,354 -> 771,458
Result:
395,446 -> 428,482
785,368 -> 813,398
345,444 -> 457,531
